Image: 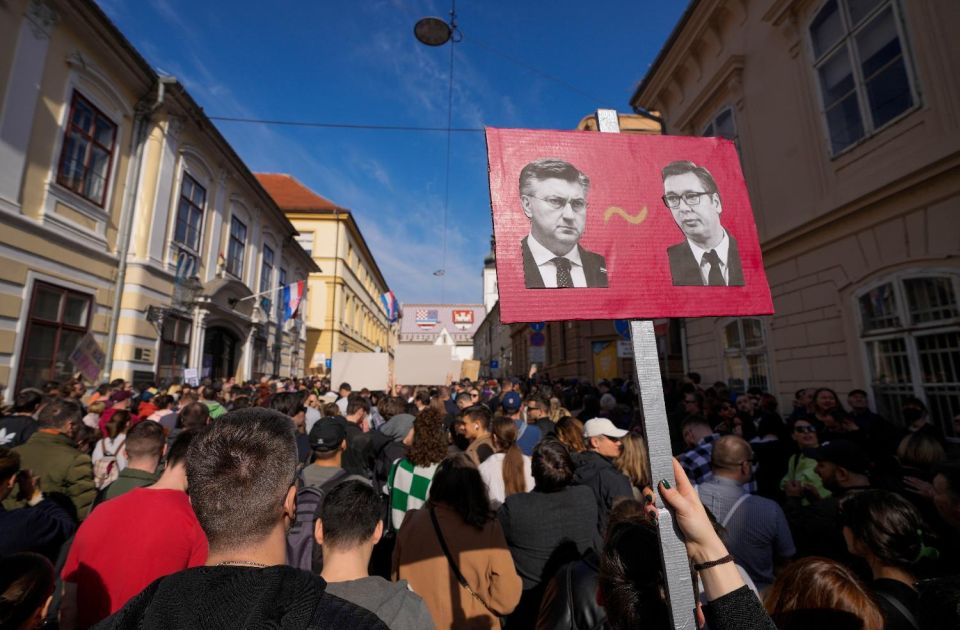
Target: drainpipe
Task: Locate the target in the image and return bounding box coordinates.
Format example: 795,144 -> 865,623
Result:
102,77 -> 175,382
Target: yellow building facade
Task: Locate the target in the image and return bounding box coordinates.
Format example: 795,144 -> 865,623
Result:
256,174 -> 394,373
0,0 -> 316,399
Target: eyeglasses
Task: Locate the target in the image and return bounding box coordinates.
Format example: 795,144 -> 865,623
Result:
525,194 -> 587,212
661,191 -> 713,209
793,425 -> 816,434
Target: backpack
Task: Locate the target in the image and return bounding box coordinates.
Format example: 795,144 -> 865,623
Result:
93,437 -> 123,489
286,469 -> 350,572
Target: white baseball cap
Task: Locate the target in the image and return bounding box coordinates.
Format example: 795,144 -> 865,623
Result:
583,418 -> 629,439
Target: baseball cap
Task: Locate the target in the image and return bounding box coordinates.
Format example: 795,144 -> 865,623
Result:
308,420 -> 346,452
813,440 -> 870,475
583,418 -> 629,439
501,392 -> 522,413
140,390 -> 155,402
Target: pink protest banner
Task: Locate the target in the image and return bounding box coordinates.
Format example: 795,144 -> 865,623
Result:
486,127 -> 773,323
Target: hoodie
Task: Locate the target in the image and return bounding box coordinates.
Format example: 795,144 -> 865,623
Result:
572,450 -> 633,537
325,576 -> 434,630
93,565 -> 387,629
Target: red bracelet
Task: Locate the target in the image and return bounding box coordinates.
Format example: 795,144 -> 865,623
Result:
693,554 -> 733,571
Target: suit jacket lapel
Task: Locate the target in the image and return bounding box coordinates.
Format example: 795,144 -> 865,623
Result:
521,236 -> 545,288
727,236 -> 744,285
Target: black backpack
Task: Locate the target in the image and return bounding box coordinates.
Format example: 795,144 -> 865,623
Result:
286,469 -> 349,572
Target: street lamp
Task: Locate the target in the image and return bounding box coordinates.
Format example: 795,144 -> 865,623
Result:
414,4 -> 460,301
414,16 -> 452,46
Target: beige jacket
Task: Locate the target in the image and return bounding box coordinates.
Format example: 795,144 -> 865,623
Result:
393,503 -> 521,629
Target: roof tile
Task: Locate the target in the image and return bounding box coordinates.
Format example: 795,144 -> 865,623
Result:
254,173 -> 342,211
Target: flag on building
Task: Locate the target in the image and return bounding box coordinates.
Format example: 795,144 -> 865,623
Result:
380,291 -> 400,323
415,308 -> 439,329
283,280 -> 305,321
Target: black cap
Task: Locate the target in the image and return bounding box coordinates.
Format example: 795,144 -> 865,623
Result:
813,440 -> 870,475
308,419 -> 346,452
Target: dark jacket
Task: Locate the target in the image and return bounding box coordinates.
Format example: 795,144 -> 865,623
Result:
534,550 -> 604,630
499,485 -> 601,629
572,451 -> 633,537
0,414 -> 38,447
0,499 -> 76,561
667,233 -> 744,286
92,564 -> 387,629
521,237 -> 608,289
8,431 -> 96,520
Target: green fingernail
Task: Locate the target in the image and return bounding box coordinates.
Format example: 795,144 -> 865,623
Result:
660,479 -> 671,489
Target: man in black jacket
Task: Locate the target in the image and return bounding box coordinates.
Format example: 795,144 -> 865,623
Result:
95,408 -> 386,629
573,418 -> 633,537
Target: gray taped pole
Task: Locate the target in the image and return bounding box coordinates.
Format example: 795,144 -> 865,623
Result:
631,320 -> 697,629
595,109 -> 696,629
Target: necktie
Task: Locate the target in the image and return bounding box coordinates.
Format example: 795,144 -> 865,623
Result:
702,250 -> 725,286
552,257 -> 574,288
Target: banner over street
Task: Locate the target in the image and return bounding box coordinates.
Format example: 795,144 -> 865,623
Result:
486,128 -> 774,322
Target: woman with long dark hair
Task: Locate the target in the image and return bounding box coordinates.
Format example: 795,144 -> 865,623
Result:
393,453 -> 521,629
840,490 -> 932,630
479,417 -> 534,509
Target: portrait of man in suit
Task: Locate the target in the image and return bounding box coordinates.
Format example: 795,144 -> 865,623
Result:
518,158 -> 608,289
661,160 -> 744,287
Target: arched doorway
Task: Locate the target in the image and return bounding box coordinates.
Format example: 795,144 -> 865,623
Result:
202,326 -> 240,380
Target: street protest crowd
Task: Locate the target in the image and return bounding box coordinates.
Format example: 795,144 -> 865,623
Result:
1,372 -> 959,629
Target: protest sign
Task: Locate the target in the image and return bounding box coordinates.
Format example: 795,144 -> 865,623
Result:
331,352 -> 389,391
183,368 -> 200,387
486,127 -> 773,323
395,345 -> 457,386
461,359 -> 480,381
69,333 -> 105,382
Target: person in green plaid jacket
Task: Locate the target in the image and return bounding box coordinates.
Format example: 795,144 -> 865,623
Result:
387,408 -> 449,530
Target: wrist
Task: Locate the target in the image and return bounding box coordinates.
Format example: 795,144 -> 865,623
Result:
689,536 -> 728,565
28,491 -> 44,507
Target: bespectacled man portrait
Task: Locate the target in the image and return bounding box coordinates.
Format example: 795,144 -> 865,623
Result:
661,160 -> 744,287
519,158 -> 608,289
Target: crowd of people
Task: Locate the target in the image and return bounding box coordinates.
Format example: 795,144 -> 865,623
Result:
1,373 -> 958,629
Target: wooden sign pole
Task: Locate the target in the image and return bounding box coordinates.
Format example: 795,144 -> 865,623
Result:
596,109 -> 696,630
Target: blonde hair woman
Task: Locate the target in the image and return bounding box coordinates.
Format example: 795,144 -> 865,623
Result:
615,432 -> 651,498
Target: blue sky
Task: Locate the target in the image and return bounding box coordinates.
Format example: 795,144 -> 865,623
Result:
97,0 -> 688,305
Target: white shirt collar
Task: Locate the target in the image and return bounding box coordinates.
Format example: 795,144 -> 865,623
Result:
687,229 -> 730,267
527,234 -> 583,267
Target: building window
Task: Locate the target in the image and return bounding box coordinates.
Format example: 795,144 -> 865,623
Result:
173,173 -> 206,271
859,274 -> 960,433
252,332 -> 269,379
157,316 -> 191,383
260,245 -> 274,314
809,0 -> 916,154
296,231 -> 313,257
722,318 -> 769,393
277,268 -> 287,320
56,92 -> 117,207
17,282 -> 92,390
702,108 -> 737,142
227,216 -> 246,278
